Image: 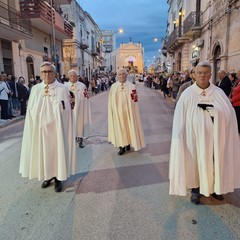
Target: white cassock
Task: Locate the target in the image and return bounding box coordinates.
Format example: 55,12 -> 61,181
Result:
19,80 -> 76,181
108,81 -> 145,151
65,81 -> 91,138
169,83 -> 240,197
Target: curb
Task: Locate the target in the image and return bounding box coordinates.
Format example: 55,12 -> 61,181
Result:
0,116 -> 25,129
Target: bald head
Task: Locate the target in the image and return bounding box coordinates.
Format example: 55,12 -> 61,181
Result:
218,70 -> 227,80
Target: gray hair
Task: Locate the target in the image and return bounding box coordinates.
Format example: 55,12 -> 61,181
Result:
40,62 -> 56,72
117,68 -> 128,75
196,61 -> 211,71
68,69 -> 78,76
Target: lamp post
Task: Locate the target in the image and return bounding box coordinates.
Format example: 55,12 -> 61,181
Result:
107,28 -> 123,72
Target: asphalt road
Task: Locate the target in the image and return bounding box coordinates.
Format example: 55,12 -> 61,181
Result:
1,82 -> 240,240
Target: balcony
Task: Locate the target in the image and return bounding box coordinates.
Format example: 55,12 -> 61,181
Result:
0,1 -> 32,41
91,47 -> 100,56
166,26 -> 188,53
80,37 -> 89,49
57,0 -> 72,4
20,0 -> 73,39
166,11 -> 202,53
183,11 -> 202,39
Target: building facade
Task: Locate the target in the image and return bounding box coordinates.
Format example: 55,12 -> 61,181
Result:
0,0 -> 32,76
114,40 -> 144,74
165,0 -> 240,82
61,1 -> 103,80
19,0 -> 73,81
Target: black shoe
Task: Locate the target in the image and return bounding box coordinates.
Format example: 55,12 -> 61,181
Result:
126,145 -> 131,151
191,193 -> 200,204
191,188 -> 200,204
118,147 -> 125,155
211,193 -> 224,201
41,177 -> 54,188
54,178 -> 63,192
77,137 -> 84,148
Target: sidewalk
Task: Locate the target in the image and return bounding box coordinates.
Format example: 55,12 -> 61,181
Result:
0,115 -> 25,128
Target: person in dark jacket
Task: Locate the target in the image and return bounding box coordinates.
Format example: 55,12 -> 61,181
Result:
216,70 -> 232,96
17,77 -> 29,116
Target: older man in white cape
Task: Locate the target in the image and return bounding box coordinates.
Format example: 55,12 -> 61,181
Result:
108,68 -> 145,155
169,61 -> 240,204
65,69 -> 91,148
19,62 -> 76,192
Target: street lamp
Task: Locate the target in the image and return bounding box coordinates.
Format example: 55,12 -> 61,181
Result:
114,28 -> 123,34
154,37 -> 158,42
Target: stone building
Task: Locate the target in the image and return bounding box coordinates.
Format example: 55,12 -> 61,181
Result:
112,40 -> 144,74
0,0 -> 32,77
165,0 -> 240,82
18,0 -> 73,82
61,1 -> 103,80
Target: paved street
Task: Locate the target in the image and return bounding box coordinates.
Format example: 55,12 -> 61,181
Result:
1,82 -> 240,240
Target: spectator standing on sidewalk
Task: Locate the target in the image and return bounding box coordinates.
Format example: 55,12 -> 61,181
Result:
90,77 -> 96,95
19,62 -> 76,193
108,68 -> 145,156
216,70 -> 232,96
4,74 -> 14,118
8,75 -> 20,115
169,61 -> 240,204
0,74 -> 10,119
230,70 -> 240,134
17,77 -> 29,116
65,69 -> 91,148
172,72 -> 181,99
176,68 -> 196,102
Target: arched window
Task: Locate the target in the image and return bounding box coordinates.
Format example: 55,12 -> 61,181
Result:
213,45 -> 221,83
26,56 -> 35,82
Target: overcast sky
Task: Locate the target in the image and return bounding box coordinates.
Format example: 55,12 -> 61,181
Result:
77,0 -> 168,65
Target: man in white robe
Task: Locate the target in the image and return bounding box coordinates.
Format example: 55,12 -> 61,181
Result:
19,62 -> 76,192
108,68 -> 145,155
65,70 -> 91,148
169,61 -> 240,204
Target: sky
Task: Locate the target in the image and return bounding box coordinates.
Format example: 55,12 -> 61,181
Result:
77,0 -> 168,66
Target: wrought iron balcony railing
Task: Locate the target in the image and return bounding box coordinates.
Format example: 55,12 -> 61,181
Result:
166,11 -> 202,52
0,1 -> 32,36
20,0 -> 73,39
166,26 -> 183,50
183,11 -> 202,35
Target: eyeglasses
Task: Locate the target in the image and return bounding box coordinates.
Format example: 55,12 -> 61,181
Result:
196,71 -> 210,76
41,70 -> 53,74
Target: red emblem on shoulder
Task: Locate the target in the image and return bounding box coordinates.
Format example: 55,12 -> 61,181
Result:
83,88 -> 89,99
131,89 -> 138,102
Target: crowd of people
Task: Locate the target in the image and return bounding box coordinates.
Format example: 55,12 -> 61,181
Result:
1,60 -> 240,202
0,73 -> 29,120
143,68 -> 240,134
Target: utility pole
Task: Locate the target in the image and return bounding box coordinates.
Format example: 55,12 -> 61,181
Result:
50,0 -> 57,70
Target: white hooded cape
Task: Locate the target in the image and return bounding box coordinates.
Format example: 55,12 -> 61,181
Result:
108,81 -> 145,151
19,80 -> 76,181
169,83 -> 240,196
65,81 -> 91,138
